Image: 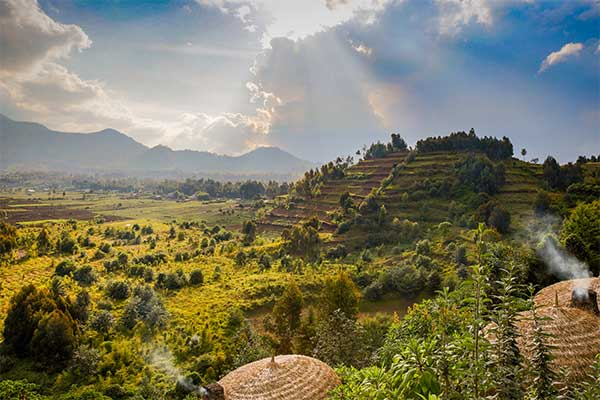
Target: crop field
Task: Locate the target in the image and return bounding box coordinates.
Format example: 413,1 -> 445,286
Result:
0,191 -> 258,229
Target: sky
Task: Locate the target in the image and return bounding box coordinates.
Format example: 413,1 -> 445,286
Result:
0,0 -> 598,163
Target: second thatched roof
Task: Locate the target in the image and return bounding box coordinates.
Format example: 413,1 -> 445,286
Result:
217,355 -> 340,400
515,278 -> 600,379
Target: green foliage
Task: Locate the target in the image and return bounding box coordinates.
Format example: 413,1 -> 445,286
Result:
30,309 -> 78,367
3,284 -> 76,359
560,200 -> 600,275
416,129 -> 513,160
189,269 -> 204,285
0,222 -> 18,261
121,285 -> 169,330
0,380 -> 46,400
321,271 -> 361,320
36,228 -> 51,255
313,309 -> 367,367
264,280 -> 304,354
106,280 -> 131,300
90,310 -> 115,335
281,218 -> 321,260
241,219 -> 257,245
543,156 -> 583,190
56,230 -> 77,254
456,154 -> 504,195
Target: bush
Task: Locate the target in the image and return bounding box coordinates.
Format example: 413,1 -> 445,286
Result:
258,254 -> 272,271
73,265 -> 97,285
415,239 -> 431,255
56,231 -> 77,254
326,244 -> 348,260
121,286 -> 169,330
488,205 -> 511,234
189,269 -> 204,285
90,310 -> 115,335
163,272 -> 186,290
106,280 -> 131,300
55,260 -> 76,277
455,244 -> 468,265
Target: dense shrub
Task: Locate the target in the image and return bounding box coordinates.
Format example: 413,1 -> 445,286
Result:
456,155 -> 504,195
73,265 -> 97,285
189,269 -> 204,285
121,285 -> 169,330
90,310 -> 115,335
106,280 -> 131,300
55,260 -> 76,277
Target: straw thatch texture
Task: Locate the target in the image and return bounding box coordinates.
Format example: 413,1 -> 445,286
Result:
516,306 -> 600,378
218,355 -> 340,400
534,278 -> 600,308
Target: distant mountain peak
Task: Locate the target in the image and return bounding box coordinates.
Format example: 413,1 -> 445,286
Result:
0,114 -> 315,179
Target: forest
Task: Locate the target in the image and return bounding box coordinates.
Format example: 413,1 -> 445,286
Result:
0,132 -> 599,399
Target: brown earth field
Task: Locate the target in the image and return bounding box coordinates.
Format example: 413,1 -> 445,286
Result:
0,198 -> 126,224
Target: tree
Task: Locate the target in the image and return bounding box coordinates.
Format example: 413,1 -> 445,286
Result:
36,228 -> 51,255
313,309 -> 366,367
56,231 -> 77,254
281,219 -> 321,261
542,156 -> 561,189
121,285 -> 169,330
3,285 -> 63,356
339,192 -> 354,212
321,271 -> 361,320
30,309 -> 78,367
560,200 -> 600,275
265,280 -> 304,354
534,191 -> 551,215
0,222 -> 18,262
242,220 -> 257,245
488,205 -> 511,234
391,134 -> 408,151
521,148 -> 527,158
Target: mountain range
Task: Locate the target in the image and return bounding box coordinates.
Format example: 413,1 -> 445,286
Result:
0,114 -> 315,180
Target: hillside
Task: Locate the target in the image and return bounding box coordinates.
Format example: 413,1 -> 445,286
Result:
260,133 -> 599,250
0,114 -> 315,179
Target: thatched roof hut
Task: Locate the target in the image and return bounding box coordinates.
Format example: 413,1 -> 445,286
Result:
202,355 -> 340,400
515,278 -> 600,379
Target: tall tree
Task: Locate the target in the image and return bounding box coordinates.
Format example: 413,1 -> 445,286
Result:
321,271 -> 361,320
265,280 -> 304,354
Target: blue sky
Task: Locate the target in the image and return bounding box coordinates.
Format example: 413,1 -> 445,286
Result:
0,0 -> 598,162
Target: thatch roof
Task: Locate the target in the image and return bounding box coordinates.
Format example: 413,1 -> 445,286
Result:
513,278 -> 600,379
217,355 -> 340,400
534,277 -> 600,308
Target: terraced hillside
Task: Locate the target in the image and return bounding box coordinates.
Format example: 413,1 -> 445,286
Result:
261,149 -> 552,237
259,151 -> 407,232
381,152 -> 545,229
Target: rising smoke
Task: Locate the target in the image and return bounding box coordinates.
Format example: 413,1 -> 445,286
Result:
529,214 -> 591,284
149,346 -> 207,396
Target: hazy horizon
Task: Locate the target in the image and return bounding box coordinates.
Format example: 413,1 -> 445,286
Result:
1,0 -> 599,163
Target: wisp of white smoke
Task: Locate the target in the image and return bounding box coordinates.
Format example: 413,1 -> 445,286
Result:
149,347 -> 207,396
528,214 -> 592,287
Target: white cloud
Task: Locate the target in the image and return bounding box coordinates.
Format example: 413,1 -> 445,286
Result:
435,0 -> 494,35
539,42 -> 584,73
0,0 -> 91,76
